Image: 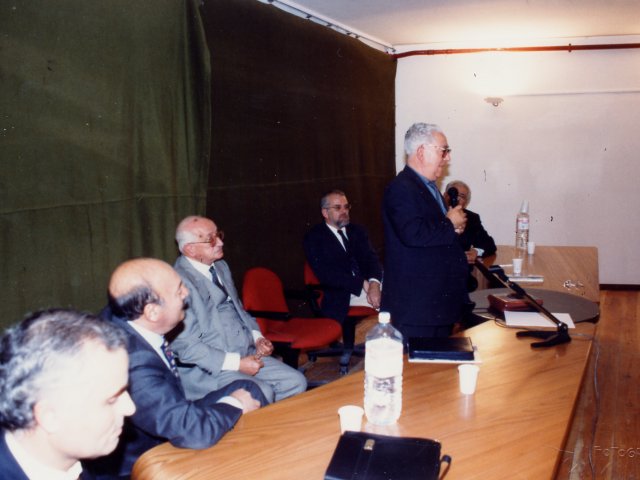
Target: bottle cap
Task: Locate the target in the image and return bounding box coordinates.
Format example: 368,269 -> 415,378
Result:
378,312 -> 390,324
520,200 -> 529,213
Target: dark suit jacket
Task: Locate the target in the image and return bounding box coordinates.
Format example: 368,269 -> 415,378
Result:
0,431 -> 95,480
458,209 -> 496,256
303,222 -> 382,322
381,166 -> 468,333
87,314 -> 267,479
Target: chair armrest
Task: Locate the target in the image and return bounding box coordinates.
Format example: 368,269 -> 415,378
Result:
283,288 -> 312,300
247,310 -> 291,321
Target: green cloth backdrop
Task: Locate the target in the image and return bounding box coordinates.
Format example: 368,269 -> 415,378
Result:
0,0 -> 396,329
1,0 -> 211,327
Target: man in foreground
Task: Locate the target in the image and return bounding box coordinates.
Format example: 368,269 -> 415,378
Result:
0,309 -> 136,479
90,258 -> 265,478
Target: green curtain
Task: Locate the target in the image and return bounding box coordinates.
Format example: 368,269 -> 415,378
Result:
0,0 -> 210,328
201,0 -> 397,289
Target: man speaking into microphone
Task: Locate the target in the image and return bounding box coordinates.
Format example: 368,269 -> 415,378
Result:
381,122 -> 468,341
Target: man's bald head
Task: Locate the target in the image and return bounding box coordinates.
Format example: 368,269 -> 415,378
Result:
108,258 -> 188,334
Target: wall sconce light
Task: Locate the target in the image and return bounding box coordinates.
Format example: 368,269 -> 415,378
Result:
484,97 -> 504,107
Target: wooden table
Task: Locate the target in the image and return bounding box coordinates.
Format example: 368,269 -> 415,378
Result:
476,245 -> 599,303
133,320 -> 596,480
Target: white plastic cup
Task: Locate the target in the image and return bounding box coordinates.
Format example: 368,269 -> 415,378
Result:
458,364 -> 480,395
527,241 -> 536,255
512,258 -> 523,276
338,405 -> 364,433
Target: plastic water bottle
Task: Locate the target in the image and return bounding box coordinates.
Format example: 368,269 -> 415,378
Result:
514,200 -> 530,259
364,312 -> 403,425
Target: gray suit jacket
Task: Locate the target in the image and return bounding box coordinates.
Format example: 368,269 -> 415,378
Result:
172,256 -> 261,396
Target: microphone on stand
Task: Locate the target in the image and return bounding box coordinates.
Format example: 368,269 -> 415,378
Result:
473,259 -> 572,348
447,186 -> 459,208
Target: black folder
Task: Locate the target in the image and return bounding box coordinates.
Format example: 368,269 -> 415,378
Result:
408,336 -> 474,362
324,431 -> 443,480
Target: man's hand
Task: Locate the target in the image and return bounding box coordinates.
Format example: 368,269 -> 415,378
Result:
230,388 -> 261,413
446,205 -> 467,233
465,248 -> 478,264
255,337 -> 274,357
239,355 -> 264,376
366,281 -> 381,309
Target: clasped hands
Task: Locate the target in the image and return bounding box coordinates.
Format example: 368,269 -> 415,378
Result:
239,337 -> 273,376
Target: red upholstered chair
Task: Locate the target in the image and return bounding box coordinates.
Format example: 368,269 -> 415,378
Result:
303,262 -> 378,374
242,267 -> 342,370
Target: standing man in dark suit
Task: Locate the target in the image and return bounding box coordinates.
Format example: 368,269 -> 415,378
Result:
303,189 -> 383,323
0,309 -> 135,480
382,122 -> 468,340
89,258 -> 265,479
172,216 -> 307,404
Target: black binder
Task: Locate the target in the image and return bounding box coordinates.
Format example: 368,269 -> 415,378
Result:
324,431 -> 444,480
408,336 -> 474,362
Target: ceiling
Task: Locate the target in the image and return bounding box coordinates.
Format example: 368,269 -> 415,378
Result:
267,0 -> 640,50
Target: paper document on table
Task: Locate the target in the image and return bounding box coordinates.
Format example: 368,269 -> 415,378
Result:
504,311 -> 576,329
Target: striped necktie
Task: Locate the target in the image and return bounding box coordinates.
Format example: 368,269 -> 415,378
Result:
161,339 -> 180,378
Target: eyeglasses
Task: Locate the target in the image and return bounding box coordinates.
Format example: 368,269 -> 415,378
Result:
189,230 -> 224,245
426,144 -> 452,157
324,204 -> 351,212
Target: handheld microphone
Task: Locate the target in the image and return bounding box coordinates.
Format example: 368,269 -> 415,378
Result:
447,187 -> 459,208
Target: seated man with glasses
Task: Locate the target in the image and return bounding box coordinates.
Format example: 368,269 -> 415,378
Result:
170,216 -> 307,404
304,189 -> 383,323
443,180 -> 497,292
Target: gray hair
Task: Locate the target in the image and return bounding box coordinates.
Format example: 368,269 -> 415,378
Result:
445,180 -> 471,202
320,189 -> 346,209
0,309 -> 127,431
404,123 -> 443,156
175,215 -> 204,252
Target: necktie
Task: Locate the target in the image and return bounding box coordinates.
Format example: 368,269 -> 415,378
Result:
426,181 -> 447,214
209,264 -> 230,298
338,229 -> 360,276
337,228 -> 350,252
161,340 -> 180,378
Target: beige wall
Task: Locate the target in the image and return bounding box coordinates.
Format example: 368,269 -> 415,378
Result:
395,35 -> 640,284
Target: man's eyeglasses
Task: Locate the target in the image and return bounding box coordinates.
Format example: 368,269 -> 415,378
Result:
324,204 -> 351,212
427,144 -> 452,157
189,231 -> 224,245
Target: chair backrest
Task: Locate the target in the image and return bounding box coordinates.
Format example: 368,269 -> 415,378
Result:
303,261 -> 320,285
242,267 -> 289,314
303,261 -> 324,310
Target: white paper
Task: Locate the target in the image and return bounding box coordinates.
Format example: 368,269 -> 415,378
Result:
504,311 -> 576,329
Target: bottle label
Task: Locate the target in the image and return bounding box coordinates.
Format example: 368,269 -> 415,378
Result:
365,337 -> 403,377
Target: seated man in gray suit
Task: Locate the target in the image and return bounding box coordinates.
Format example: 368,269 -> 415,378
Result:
171,215 -> 307,403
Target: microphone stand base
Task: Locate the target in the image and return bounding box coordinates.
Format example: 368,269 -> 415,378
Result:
516,329 -> 572,348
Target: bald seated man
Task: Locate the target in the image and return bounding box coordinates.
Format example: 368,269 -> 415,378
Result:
172,215 -> 307,403
0,309 -> 135,480
87,258 -> 267,479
